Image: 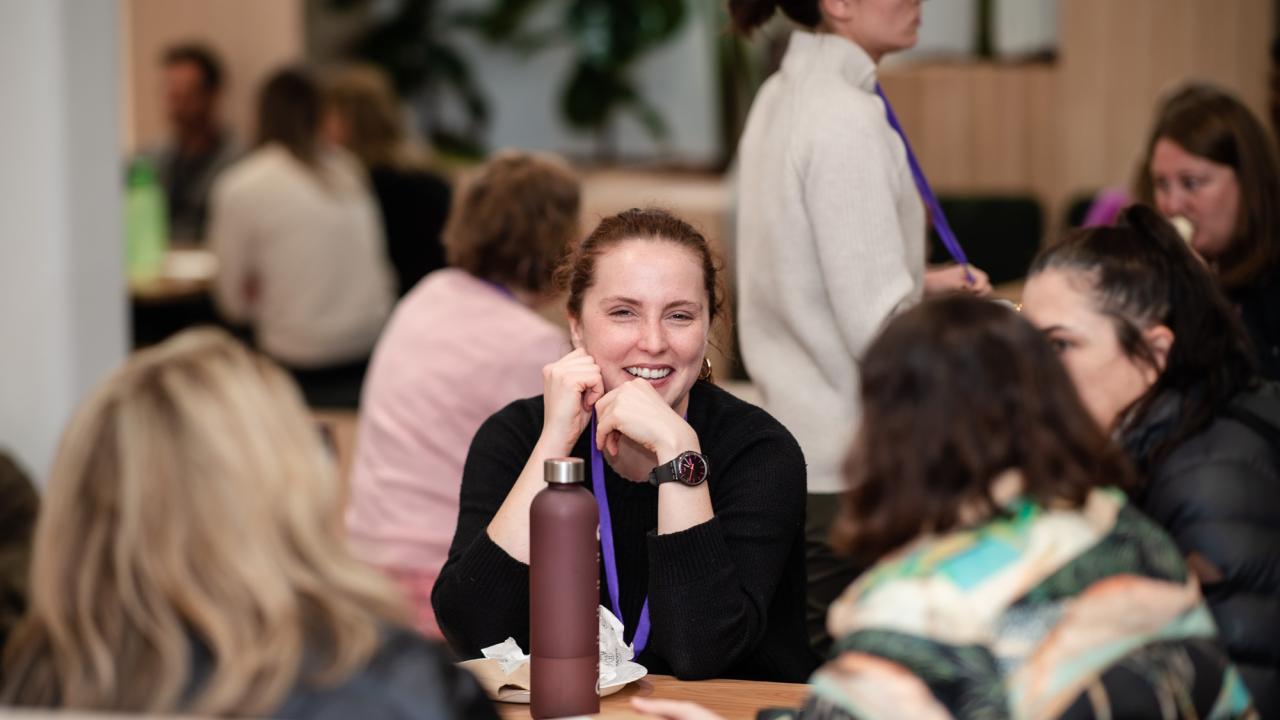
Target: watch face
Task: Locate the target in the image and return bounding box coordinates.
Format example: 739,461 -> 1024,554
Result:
676,452 -> 709,485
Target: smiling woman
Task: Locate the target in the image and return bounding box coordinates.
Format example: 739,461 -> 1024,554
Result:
431,208 -> 818,683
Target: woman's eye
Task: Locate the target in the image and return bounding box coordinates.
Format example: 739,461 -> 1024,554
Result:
608,308 -> 635,318
669,312 -> 693,322
1048,337 -> 1070,353
1181,176 -> 1204,192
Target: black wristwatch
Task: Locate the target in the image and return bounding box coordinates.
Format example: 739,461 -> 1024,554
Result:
648,450 -> 710,487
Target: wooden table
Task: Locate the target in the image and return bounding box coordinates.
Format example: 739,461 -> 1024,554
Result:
494,675 -> 808,720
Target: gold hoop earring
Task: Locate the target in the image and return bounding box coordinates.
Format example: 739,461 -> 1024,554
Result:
698,357 -> 714,382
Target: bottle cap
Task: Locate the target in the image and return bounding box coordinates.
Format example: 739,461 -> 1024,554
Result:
544,457 -> 585,484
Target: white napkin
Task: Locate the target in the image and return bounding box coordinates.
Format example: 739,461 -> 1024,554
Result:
478,605 -> 639,689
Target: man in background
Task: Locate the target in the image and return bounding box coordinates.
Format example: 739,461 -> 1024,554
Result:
143,43 -> 240,243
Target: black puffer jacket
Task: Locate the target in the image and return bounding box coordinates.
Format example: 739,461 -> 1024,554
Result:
1123,382 -> 1280,717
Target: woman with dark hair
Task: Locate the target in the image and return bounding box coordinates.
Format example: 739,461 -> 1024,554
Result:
209,67 -> 394,407
632,296 -> 1253,719
1022,204 -> 1280,714
432,208 -> 816,682
346,151 -> 579,640
1138,82 -> 1280,378
728,0 -> 990,656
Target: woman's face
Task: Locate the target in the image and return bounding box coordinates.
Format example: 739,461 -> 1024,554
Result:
1149,137 -> 1242,260
841,0 -> 923,60
320,107 -> 350,148
569,239 -> 710,413
1021,268 -> 1161,431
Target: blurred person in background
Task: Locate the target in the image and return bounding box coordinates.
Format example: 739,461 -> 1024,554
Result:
0,451 -> 38,661
324,65 -> 452,298
1138,83 -> 1280,379
209,67 -> 394,408
139,43 -> 241,243
633,296 -> 1255,719
0,329 -> 497,719
1022,205 -> 1280,714
729,0 -> 990,658
345,151 -> 578,640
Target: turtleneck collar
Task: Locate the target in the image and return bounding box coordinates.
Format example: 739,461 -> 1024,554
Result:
781,30 -> 879,93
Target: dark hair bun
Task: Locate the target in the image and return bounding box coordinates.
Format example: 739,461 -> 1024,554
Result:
728,0 -> 820,35
1117,204 -> 1199,266
728,0 -> 779,35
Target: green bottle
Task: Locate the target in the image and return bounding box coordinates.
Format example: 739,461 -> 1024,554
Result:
124,156 -> 169,282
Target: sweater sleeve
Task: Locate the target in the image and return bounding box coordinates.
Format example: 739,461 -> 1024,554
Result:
431,404 -> 538,658
207,178 -> 253,324
800,96 -> 918,362
643,423 -> 807,679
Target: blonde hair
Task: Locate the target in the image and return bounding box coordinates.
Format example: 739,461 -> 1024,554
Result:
2,329 -> 408,715
324,64 -> 424,170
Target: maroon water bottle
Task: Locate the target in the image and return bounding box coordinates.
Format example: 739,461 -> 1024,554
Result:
530,458 -> 600,718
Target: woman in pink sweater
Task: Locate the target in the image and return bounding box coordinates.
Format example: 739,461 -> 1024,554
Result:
345,151 -> 580,638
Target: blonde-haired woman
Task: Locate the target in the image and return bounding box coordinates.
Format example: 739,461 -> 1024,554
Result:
1,329 -> 496,719
324,64 -> 451,297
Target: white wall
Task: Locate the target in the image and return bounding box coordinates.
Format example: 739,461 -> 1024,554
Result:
994,0 -> 1057,57
444,0 -> 720,163
897,0 -> 977,61
892,0 -> 1058,62
0,0 -> 126,483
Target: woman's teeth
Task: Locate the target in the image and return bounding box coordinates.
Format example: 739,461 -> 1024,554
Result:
626,367 -> 672,380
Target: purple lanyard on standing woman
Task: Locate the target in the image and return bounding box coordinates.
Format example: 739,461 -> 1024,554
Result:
874,82 -> 975,284
588,410 -> 653,656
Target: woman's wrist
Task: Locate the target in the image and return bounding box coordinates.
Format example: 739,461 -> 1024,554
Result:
655,425 -> 701,465
536,426 -> 579,458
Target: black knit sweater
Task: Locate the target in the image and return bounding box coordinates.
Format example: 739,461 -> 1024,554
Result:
431,381 -> 817,682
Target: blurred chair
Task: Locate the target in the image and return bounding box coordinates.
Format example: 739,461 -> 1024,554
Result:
928,195 -> 1044,285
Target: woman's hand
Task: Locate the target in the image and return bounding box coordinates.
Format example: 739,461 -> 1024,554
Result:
630,697 -> 726,720
539,348 -> 605,454
924,263 -> 992,297
593,378 -> 698,463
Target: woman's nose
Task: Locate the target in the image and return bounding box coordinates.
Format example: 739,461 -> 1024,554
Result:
637,318 -> 668,353
1157,187 -> 1186,217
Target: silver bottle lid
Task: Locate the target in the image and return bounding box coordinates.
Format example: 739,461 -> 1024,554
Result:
544,457 -> 585,484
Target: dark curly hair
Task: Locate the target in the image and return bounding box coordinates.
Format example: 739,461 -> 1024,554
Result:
831,295 -> 1135,563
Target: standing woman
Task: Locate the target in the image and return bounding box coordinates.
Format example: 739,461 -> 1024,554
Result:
1138,83 -> 1280,379
729,0 -> 990,657
210,67 -> 394,407
432,209 -> 816,682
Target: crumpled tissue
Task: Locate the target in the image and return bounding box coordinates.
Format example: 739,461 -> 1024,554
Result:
459,606 -> 648,703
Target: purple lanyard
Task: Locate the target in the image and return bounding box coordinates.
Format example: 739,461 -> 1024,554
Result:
874,82 -> 974,283
589,411 -> 652,656
481,279 -> 516,302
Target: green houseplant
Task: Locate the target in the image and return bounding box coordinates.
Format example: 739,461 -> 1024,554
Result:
460,0 -> 688,160
324,0 -> 490,157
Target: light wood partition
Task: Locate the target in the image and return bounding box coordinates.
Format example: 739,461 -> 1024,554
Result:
878,0 -> 1272,230
120,0 -> 304,153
